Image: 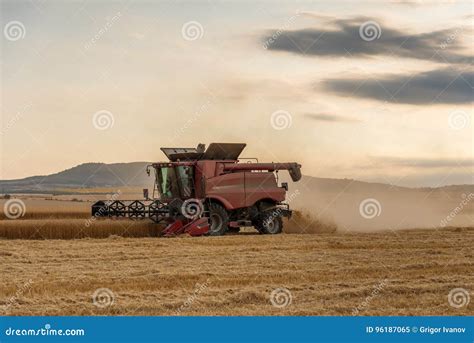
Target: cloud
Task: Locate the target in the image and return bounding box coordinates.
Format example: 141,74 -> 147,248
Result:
304,113 -> 361,123
372,156 -> 474,168
261,17 -> 472,65
321,68 -> 473,104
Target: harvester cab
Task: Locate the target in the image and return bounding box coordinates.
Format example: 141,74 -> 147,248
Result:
92,143 -> 302,237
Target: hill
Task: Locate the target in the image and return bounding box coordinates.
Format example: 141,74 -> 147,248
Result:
1,162 -> 472,230
0,162 -> 151,193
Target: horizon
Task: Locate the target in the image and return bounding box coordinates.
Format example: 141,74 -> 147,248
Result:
1,1 -> 473,187
1,159 -> 473,189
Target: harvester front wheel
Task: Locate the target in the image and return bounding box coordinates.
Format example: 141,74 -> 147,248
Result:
208,203 -> 229,236
254,211 -> 283,234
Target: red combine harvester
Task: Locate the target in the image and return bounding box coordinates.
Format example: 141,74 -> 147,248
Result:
92,143 -> 301,237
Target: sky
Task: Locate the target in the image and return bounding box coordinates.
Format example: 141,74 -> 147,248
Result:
0,0 -> 472,187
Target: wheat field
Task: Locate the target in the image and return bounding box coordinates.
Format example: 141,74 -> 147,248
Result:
0,198 -> 335,239
0,197 -> 472,316
1,229 -> 472,316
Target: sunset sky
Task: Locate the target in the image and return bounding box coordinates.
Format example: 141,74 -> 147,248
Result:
1,0 -> 472,187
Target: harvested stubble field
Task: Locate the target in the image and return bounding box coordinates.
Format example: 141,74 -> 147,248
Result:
1,224 -> 473,316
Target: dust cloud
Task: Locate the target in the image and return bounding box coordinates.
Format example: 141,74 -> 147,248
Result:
283,175 -> 473,232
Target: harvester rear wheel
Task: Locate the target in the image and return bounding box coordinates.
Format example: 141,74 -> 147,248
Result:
254,211 -> 283,234
208,203 -> 229,236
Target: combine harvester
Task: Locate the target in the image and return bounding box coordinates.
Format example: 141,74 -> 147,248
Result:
92,143 -> 301,237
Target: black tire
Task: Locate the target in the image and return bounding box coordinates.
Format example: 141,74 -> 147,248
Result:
254,210 -> 283,234
208,203 -> 229,236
